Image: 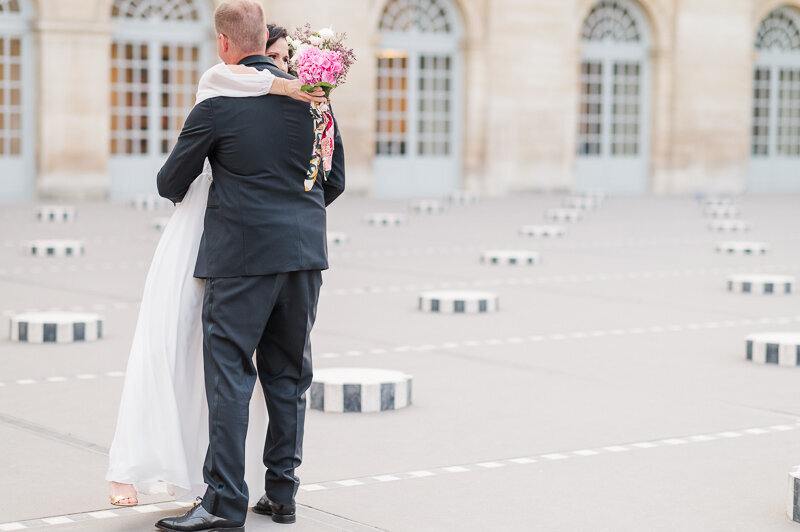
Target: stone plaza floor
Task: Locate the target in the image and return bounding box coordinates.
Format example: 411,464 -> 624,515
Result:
0,193 -> 799,531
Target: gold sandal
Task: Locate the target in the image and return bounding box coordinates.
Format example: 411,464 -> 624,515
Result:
110,494 -> 139,507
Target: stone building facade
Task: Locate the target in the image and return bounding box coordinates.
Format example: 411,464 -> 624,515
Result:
1,0 -> 799,202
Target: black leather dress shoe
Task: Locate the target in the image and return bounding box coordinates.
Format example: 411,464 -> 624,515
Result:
155,503 -> 245,531
253,494 -> 296,524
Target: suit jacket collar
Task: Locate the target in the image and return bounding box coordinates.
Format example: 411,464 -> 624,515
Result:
238,55 -> 276,69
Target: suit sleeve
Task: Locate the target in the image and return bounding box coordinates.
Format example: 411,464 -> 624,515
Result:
323,111 -> 346,207
157,100 -> 215,203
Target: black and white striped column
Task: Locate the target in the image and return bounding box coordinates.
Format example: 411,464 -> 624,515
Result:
409,200 -> 446,214
789,467 -> 800,523
363,213 -> 407,227
481,250 -> 541,266
708,220 -> 751,232
704,205 -> 741,219
26,240 -> 85,257
745,333 -> 800,366
309,368 -> 412,413
545,208 -> 584,223
716,241 -> 769,255
727,274 -> 794,295
37,206 -> 76,223
9,312 -> 103,343
562,196 -> 600,210
419,290 -> 499,314
448,191 -> 478,206
152,218 -> 170,231
519,225 -> 566,238
132,195 -> 171,211
327,232 -> 349,245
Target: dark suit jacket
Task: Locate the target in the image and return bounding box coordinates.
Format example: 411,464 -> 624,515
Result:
157,55 -> 345,279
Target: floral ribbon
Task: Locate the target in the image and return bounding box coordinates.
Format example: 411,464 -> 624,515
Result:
305,102 -> 335,192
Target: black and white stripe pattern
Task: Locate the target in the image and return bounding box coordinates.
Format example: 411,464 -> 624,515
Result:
10,312 -> 103,343
519,225 -> 566,238
704,205 -> 741,219
327,232 -> 349,245
27,240 -> 85,258
702,197 -> 736,208
448,191 -> 478,205
716,241 -> 769,255
562,196 -> 600,210
480,250 -> 541,266
789,467 -> 800,523
131,194 -> 171,211
708,219 -> 751,232
363,213 -> 407,227
152,217 -> 170,231
418,290 -> 499,314
37,206 -> 76,223
745,332 -> 800,366
727,274 -> 794,295
309,368 -> 412,413
409,200 -> 446,214
545,208 -> 584,223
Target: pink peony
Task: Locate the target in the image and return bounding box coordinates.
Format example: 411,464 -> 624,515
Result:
295,46 -> 344,87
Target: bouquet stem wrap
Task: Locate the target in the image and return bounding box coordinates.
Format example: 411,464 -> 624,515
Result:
305,101 -> 335,192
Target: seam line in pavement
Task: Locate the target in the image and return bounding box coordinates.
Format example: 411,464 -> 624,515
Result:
0,413 -> 109,456
296,421 -> 800,494
3,314 -> 799,387
3,421 -> 797,530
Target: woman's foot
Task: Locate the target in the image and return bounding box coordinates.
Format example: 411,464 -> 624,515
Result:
109,481 -> 138,507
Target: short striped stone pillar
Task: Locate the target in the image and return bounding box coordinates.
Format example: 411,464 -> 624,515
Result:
327,232 -> 349,245
545,208 -> 584,223
449,191 -> 478,205
27,240 -> 85,257
410,199 -> 446,214
363,213 -> 407,227
727,274 -> 795,295
702,197 -> 736,207
562,196 -> 600,210
37,206 -> 76,223
519,225 -> 566,238
152,218 -> 170,231
309,368 -> 412,413
708,220 -> 751,232
788,467 -> 800,523
716,241 -> 768,255
131,194 -> 171,211
704,205 -> 740,218
481,250 -> 541,266
745,332 -> 800,366
419,290 -> 499,314
10,312 -> 103,343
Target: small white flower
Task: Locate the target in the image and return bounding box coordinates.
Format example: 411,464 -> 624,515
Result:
295,43 -> 310,58
318,27 -> 335,41
308,35 -> 323,47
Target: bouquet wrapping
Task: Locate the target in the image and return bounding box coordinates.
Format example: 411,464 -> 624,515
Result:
288,25 -> 356,191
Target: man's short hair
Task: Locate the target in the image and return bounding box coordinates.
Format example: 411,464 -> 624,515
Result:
215,0 -> 267,54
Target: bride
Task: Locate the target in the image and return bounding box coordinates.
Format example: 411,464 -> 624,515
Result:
106,28 -> 324,507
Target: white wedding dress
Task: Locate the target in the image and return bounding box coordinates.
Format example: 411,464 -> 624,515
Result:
107,64 -> 277,504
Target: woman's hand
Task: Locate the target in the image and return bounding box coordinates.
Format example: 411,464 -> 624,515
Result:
276,79 -> 327,103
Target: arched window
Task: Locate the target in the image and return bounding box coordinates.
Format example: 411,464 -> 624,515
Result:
373,0 -> 462,198
0,0 -> 33,202
576,0 -> 651,195
109,0 -> 209,199
750,7 -> 800,192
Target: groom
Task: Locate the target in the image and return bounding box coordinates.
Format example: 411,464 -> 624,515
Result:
154,1 -> 344,530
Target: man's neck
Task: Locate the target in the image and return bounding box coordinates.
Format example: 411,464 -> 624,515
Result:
225,50 -> 266,65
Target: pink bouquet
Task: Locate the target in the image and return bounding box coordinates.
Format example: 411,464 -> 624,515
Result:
287,25 -> 356,191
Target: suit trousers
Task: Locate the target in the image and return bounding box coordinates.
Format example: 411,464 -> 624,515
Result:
199,270 -> 321,522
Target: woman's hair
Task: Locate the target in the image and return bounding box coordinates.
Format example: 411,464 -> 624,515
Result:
266,24 -> 289,52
